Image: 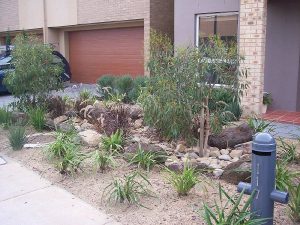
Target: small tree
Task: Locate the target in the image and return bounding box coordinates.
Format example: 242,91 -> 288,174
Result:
141,31 -> 248,154
4,34 -> 63,109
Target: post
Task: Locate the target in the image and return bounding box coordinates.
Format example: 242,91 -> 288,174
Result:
237,132 -> 289,225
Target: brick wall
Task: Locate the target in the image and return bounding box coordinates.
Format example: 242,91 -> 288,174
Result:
0,0 -> 19,32
77,0 -> 148,24
239,0 -> 268,114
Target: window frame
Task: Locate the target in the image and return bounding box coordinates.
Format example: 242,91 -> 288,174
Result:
195,12 -> 239,47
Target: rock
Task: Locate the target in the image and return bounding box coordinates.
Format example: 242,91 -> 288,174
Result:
209,163 -> 222,170
125,142 -> 168,163
184,152 -> 199,160
11,112 -> 28,124
218,154 -> 231,161
197,157 -> 211,167
80,122 -> 94,130
235,141 -> 252,155
213,169 -> 224,178
78,130 -> 102,147
209,148 -> 221,157
231,157 -> 239,163
220,149 -> 230,155
45,117 -> 55,130
208,123 -> 254,149
219,160 -> 231,168
230,150 -> 243,159
65,110 -> 78,118
93,100 -> 105,109
128,105 -> 143,120
176,144 -> 187,153
53,115 -> 68,127
57,121 -> 75,132
134,119 -> 143,129
221,159 -> 251,184
24,143 -> 48,148
165,156 -> 183,172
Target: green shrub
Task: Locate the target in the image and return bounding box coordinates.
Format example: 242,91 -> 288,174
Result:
0,107 -> 12,128
288,183 -> 300,222
101,129 -> 124,154
202,184 -> 267,225
225,101 -> 243,121
276,161 -> 300,191
8,125 -> 26,150
79,89 -> 92,101
102,172 -> 152,207
4,34 -> 63,109
128,76 -> 148,102
129,146 -> 162,171
97,75 -> 116,88
28,107 -> 46,131
166,165 -> 198,196
114,75 -> 134,103
92,150 -> 115,172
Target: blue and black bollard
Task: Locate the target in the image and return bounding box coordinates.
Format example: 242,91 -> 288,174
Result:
237,132 -> 289,225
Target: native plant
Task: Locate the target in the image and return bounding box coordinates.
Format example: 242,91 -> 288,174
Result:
129,145 -> 163,171
79,89 -> 92,101
8,125 -> 26,150
202,185 -> 267,225
4,34 -> 63,109
92,150 -> 115,172
101,129 -> 124,154
102,172 -> 152,207
28,106 -> 46,131
247,115 -> 273,134
56,147 -> 86,174
278,138 -> 298,163
141,31 -> 247,156
166,165 -> 199,196
288,183 -> 300,222
0,107 -> 12,128
276,161 -> 300,192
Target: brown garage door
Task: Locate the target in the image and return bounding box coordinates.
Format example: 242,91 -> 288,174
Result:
69,26 -> 144,83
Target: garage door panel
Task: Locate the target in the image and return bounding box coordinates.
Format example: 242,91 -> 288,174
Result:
69,27 -> 144,83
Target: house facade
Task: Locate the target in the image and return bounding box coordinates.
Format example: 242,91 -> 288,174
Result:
0,0 -> 174,83
175,0 -> 300,114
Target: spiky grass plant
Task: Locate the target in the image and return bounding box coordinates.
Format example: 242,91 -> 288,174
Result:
278,138 -> 298,163
102,172 -> 152,207
56,147 -> 86,175
101,129 -> 124,154
28,106 -> 46,131
79,89 -> 92,101
276,161 -> 300,191
166,165 -> 199,196
202,185 -> 267,225
247,116 -> 274,134
46,131 -> 77,159
288,183 -> 300,222
129,146 -> 162,171
8,125 -> 26,150
92,150 -> 115,172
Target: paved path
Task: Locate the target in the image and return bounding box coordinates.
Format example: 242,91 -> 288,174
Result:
0,155 -> 120,225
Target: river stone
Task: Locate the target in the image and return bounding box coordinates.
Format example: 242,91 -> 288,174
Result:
221,159 -> 251,184
220,149 -> 230,155
230,150 -> 243,159
218,154 -> 231,161
78,130 -> 102,147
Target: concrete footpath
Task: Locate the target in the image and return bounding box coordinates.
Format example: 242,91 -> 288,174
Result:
0,155 -> 121,225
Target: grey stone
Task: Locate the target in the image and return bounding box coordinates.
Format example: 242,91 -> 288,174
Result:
220,149 -> 230,155
0,156 -> 6,165
176,144 -> 187,153
53,115 -> 68,127
218,154 -> 231,161
213,169 -> 224,177
134,119 -> 143,129
209,148 -> 221,157
221,159 -> 251,185
230,150 -> 243,159
78,130 -> 102,147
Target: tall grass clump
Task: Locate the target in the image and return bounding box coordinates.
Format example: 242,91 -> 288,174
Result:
288,183 -> 300,222
0,107 -> 12,128
276,161 -> 300,191
92,150 -> 115,172
8,125 -> 26,150
28,106 -> 46,131
278,138 -> 298,163
166,165 -> 199,196
202,184 -> 267,225
102,172 -> 152,207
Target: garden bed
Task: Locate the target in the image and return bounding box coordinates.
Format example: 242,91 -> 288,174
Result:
0,128 -> 296,225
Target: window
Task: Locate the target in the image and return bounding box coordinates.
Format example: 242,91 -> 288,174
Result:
196,13 -> 238,47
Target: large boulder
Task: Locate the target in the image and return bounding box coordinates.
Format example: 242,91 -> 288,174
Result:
221,155 -> 251,184
78,129 -> 102,147
208,123 -> 254,149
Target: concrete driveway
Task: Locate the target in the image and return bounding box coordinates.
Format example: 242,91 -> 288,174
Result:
0,155 -> 120,225
0,83 -> 98,108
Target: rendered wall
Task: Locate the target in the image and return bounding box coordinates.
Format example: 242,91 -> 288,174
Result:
174,0 -> 239,47
18,0 -> 43,30
0,0 -> 19,32
264,0 -> 300,111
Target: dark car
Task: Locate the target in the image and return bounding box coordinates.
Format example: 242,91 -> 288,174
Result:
0,50 -> 72,93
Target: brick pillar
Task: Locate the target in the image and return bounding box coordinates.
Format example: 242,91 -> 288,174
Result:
239,0 -> 268,115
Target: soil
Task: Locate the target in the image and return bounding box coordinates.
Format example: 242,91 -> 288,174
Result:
0,128 -> 298,225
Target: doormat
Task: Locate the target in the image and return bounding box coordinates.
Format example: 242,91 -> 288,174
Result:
0,156 -> 7,165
